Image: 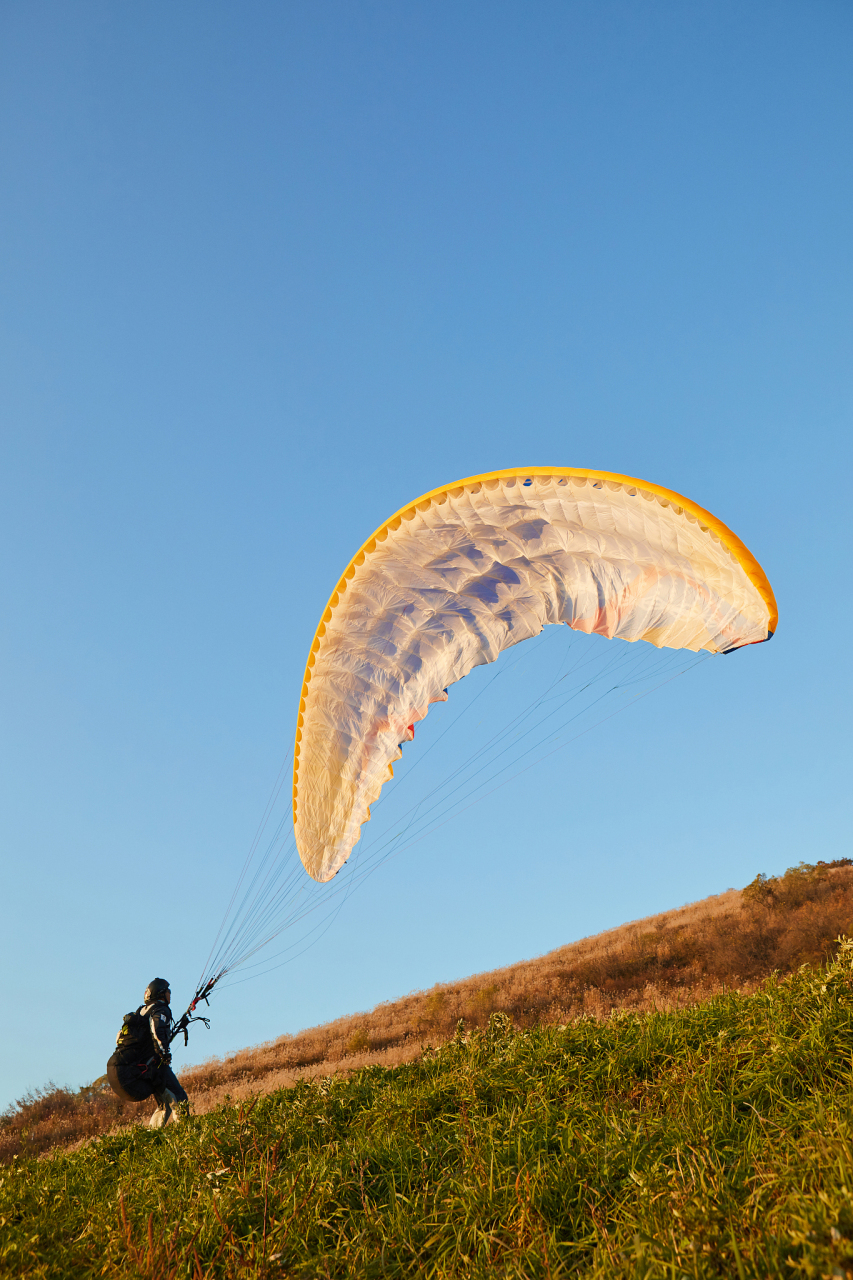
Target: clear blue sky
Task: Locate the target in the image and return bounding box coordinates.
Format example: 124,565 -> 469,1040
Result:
1,2 -> 851,1108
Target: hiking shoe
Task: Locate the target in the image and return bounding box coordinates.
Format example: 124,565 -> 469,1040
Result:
148,1104 -> 170,1129
148,1087 -> 178,1129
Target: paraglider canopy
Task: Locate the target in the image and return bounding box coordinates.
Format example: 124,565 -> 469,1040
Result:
293,467 -> 777,883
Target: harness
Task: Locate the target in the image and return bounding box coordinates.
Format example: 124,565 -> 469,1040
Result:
112,1009 -> 163,1078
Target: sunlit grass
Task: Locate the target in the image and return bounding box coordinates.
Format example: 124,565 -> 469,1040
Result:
7,859 -> 853,1167
4,943 -> 853,1277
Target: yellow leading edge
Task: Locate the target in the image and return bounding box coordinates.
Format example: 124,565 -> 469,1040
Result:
293,467 -> 777,882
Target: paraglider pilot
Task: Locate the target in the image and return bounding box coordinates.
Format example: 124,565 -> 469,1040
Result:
107,978 -> 189,1128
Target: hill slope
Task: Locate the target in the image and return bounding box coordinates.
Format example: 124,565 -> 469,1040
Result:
4,941 -> 853,1278
3,857 -> 852,1164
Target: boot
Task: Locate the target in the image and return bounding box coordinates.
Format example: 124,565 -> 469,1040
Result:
148,1087 -> 177,1129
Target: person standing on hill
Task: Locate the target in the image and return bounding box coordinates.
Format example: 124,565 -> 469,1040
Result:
106,978 -> 189,1128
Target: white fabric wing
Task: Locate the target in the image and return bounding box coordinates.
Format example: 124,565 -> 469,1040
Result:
293,472 -> 775,882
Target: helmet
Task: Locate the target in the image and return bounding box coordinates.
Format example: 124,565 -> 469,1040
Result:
144,977 -> 171,1004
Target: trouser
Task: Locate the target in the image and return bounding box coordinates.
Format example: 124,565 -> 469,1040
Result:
107,1058 -> 189,1106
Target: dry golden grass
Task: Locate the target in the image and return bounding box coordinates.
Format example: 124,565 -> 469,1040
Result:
4,857 -> 851,1164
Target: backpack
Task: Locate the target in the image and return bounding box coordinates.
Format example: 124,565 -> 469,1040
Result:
114,1009 -> 152,1058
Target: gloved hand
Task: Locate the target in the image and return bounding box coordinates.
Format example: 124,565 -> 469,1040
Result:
159,1052 -> 172,1067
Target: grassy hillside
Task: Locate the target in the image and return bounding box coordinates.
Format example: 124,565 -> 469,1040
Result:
3,859 -> 853,1165
4,942 -> 853,1278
